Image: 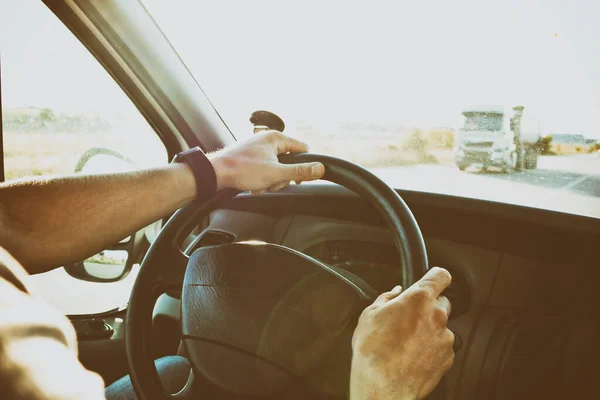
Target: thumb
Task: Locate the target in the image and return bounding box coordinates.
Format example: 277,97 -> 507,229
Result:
279,162 -> 325,182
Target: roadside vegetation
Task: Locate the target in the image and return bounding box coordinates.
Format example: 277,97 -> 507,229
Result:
537,134 -> 600,155
293,123 -> 455,168
3,108 -> 598,179
551,143 -> 598,155
537,135 -> 555,155
86,252 -> 126,265
2,107 -> 165,181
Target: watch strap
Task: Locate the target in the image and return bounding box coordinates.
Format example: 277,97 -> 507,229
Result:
172,147 -> 217,203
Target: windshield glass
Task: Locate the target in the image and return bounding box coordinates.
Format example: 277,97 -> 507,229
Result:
143,0 -> 600,219
463,114 -> 503,132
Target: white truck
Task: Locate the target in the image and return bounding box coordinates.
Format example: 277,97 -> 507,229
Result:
454,105 -> 540,172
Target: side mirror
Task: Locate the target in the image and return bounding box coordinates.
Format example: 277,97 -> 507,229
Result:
64,237 -> 134,283
64,148 -> 139,282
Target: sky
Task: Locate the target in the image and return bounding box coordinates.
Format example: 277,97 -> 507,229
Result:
0,0 -> 143,120
1,0 -> 599,138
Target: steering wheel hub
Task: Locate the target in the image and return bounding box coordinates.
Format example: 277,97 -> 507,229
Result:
182,243 -> 375,395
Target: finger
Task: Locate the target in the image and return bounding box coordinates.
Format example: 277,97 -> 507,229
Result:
267,182 -> 286,192
268,181 -> 290,192
416,267 -> 452,298
437,295 -> 452,320
251,189 -> 266,195
278,162 -> 325,183
373,285 -> 403,305
271,132 -> 309,154
445,328 -> 457,353
443,333 -> 456,366
451,330 -> 463,352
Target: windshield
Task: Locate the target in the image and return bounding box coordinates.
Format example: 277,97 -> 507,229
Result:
463,114 -> 503,132
142,0 -> 600,219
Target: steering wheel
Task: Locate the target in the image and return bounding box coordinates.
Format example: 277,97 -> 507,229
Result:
126,153 -> 429,399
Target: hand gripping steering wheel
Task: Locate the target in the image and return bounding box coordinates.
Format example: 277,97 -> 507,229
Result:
126,153 -> 429,399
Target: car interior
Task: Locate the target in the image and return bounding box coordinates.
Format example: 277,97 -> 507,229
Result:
3,1 -> 600,400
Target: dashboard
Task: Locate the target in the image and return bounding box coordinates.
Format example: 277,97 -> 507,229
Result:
303,240 -> 402,292
152,186 -> 600,400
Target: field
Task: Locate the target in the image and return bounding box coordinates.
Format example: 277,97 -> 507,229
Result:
3,130 -> 167,181
5,131 -> 112,180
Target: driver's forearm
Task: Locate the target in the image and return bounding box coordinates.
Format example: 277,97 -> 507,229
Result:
0,163 -> 196,274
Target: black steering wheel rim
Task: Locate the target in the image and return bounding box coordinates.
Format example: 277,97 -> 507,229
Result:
126,153 -> 429,400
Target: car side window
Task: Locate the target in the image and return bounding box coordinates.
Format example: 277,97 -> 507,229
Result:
1,0 -> 167,315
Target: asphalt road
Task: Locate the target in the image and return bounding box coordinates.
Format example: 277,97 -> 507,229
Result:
371,154 -> 600,218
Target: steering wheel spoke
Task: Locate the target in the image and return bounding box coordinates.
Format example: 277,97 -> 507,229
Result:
151,248 -> 189,293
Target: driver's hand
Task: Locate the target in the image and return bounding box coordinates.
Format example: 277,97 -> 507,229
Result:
208,131 -> 325,193
350,267 -> 454,400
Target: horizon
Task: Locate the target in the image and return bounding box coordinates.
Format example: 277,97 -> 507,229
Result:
3,105 -> 597,139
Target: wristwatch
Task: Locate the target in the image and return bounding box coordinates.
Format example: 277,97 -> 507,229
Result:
172,147 -> 217,203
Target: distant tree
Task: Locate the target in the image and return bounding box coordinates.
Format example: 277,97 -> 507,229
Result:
38,108 -> 56,122
403,128 -> 431,163
37,108 -> 56,130
536,135 -> 554,155
64,115 -> 84,132
404,129 -> 428,152
11,114 -> 32,131
14,115 -> 29,125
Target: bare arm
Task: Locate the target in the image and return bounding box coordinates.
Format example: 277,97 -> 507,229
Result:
0,163 -> 196,274
0,132 -> 325,274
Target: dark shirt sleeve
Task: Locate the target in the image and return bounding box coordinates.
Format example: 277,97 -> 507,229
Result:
0,247 -> 106,400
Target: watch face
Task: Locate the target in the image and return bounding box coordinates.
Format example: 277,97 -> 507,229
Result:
173,147 -> 200,161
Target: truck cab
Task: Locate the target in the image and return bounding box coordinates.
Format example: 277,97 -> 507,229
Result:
454,105 -> 540,172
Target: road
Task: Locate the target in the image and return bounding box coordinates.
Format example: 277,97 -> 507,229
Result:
371,154 -> 600,218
